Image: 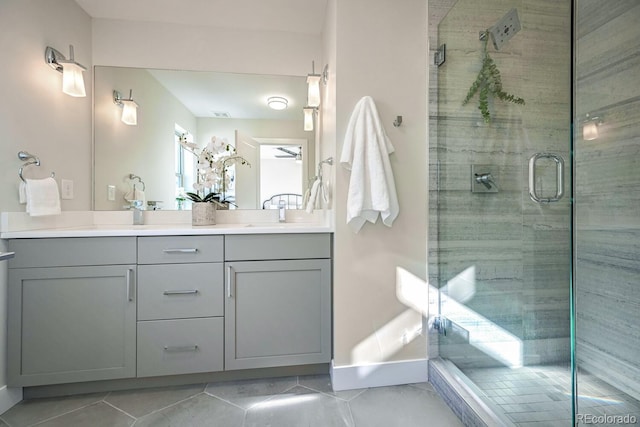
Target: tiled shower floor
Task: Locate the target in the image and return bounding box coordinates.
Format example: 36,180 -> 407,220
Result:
463,364 -> 640,426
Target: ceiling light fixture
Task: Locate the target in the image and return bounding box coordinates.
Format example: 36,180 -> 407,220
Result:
267,96 -> 288,110
113,90 -> 139,126
45,45 -> 87,97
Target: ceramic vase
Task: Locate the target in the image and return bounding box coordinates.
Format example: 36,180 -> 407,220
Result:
191,202 -> 216,226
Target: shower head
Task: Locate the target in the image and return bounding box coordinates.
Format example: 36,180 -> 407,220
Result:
487,8 -> 521,50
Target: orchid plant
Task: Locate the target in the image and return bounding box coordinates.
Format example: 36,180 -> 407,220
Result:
179,135 -> 251,206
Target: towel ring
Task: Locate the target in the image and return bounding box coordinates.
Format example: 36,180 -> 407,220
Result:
18,151 -> 55,183
127,173 -> 146,191
316,157 -> 334,180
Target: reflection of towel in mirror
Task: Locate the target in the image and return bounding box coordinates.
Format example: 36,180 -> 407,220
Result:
305,178 -> 321,213
340,96 -> 399,233
305,177 -> 330,213
24,177 -> 61,217
124,187 -> 146,205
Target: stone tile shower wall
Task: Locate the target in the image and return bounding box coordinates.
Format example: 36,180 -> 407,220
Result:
429,0 -> 572,368
575,0 -> 640,401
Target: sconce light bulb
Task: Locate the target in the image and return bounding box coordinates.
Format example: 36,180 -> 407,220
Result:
306,74 -> 321,108
62,62 -> 86,97
583,121 -> 598,141
121,100 -> 138,125
303,107 -> 315,132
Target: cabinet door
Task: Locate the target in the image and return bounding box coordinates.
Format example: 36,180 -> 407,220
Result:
225,259 -> 331,370
8,266 -> 137,386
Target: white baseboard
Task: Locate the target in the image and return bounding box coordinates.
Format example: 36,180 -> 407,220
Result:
330,358 -> 429,391
0,385 -> 22,414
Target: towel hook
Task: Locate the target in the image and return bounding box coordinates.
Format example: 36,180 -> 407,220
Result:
393,116 -> 403,127
18,151 -> 55,183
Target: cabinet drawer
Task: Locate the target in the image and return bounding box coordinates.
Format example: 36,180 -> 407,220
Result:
138,236 -> 223,264
225,233 -> 331,261
8,237 -> 136,268
138,263 -> 223,320
137,318 -> 224,378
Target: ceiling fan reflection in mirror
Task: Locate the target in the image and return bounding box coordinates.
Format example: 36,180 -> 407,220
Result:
275,146 -> 302,161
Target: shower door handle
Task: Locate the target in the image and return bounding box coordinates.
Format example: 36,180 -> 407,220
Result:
528,153 -> 565,203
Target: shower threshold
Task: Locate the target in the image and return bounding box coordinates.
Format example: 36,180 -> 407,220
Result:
429,358 -> 514,426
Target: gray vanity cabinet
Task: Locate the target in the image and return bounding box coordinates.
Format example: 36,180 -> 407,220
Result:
224,234 -> 332,370
7,237 -> 137,387
5,232 -> 332,388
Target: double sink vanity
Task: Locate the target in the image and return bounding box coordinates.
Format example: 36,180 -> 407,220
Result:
2,213 -> 332,396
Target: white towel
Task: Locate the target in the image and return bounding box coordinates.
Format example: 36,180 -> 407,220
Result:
25,177 -> 61,217
340,96 -> 399,233
305,178 -> 321,213
124,187 -> 146,205
19,181 -> 27,204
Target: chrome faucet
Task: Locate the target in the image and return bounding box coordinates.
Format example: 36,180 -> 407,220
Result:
131,200 -> 144,225
278,200 -> 286,223
474,173 -> 495,190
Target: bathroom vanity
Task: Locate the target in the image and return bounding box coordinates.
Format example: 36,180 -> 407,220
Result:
4,223 -> 332,393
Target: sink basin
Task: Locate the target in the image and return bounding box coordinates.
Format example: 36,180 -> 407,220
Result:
242,222 -> 310,228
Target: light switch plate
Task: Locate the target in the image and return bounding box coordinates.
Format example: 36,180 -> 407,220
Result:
61,179 -> 74,199
107,185 -> 116,201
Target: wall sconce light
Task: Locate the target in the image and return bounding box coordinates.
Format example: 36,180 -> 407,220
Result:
306,61 -> 328,108
303,107 -> 317,132
583,113 -> 602,141
113,90 -> 139,125
267,96 -> 288,110
45,45 -> 87,97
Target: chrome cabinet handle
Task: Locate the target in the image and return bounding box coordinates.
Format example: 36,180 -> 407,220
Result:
163,345 -> 199,352
163,290 -> 199,296
162,248 -> 198,254
126,268 -> 135,302
528,153 -> 565,203
227,265 -> 234,298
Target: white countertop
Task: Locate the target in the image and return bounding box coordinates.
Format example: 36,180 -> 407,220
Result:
0,210 -> 333,239
1,223 -> 332,239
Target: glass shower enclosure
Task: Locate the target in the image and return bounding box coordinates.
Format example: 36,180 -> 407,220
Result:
429,1 -> 640,425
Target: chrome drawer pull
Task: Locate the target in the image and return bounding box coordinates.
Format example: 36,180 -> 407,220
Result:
163,345 -> 199,352
227,265 -> 234,298
162,248 -> 198,254
163,290 -> 199,296
126,268 -> 135,302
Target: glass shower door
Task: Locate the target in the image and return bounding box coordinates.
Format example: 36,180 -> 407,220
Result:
574,1 -> 640,423
431,0 -> 574,424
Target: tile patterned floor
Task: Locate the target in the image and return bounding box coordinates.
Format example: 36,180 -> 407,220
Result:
464,364 -> 640,426
0,375 -> 464,427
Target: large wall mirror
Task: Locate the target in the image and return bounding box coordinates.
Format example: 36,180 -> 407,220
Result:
93,66 -> 314,211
